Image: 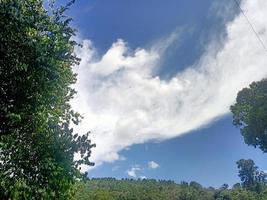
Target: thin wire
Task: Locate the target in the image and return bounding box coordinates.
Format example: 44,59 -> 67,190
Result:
233,0 -> 267,52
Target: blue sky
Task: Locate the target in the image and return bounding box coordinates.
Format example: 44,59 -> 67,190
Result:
90,116 -> 267,187
65,0 -> 267,187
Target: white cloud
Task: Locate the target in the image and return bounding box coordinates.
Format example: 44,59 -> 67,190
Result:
127,166 -> 141,178
71,0 -> 267,171
148,161 -> 160,169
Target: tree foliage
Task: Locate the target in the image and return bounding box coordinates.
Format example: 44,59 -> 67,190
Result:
236,159 -> 266,192
75,178 -> 267,200
0,0 -> 94,199
74,160 -> 267,200
230,79 -> 267,152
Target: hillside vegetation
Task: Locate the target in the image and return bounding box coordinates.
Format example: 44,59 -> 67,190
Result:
75,178 -> 267,200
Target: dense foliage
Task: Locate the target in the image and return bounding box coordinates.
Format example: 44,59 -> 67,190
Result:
75,178 -> 267,200
75,159 -> 267,200
0,0 -> 94,199
237,159 -> 266,192
231,79 -> 267,152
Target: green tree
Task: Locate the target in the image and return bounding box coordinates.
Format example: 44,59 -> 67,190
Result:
0,0 -> 94,199
237,159 -> 257,190
232,183 -> 241,190
236,159 -> 266,191
230,79 -> 267,152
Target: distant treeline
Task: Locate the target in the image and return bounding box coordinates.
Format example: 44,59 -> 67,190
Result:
75,176 -> 267,200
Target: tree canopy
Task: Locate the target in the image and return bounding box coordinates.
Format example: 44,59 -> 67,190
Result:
0,0 -> 94,199
75,177 -> 267,200
236,159 -> 266,191
231,79 -> 267,152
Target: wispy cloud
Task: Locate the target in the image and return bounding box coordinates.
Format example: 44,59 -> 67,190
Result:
127,165 -> 141,178
148,161 -> 160,169
72,0 -> 267,171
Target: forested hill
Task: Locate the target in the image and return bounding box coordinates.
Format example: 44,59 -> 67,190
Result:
75,178 -> 267,200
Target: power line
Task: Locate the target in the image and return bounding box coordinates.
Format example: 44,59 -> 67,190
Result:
233,0 -> 267,52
